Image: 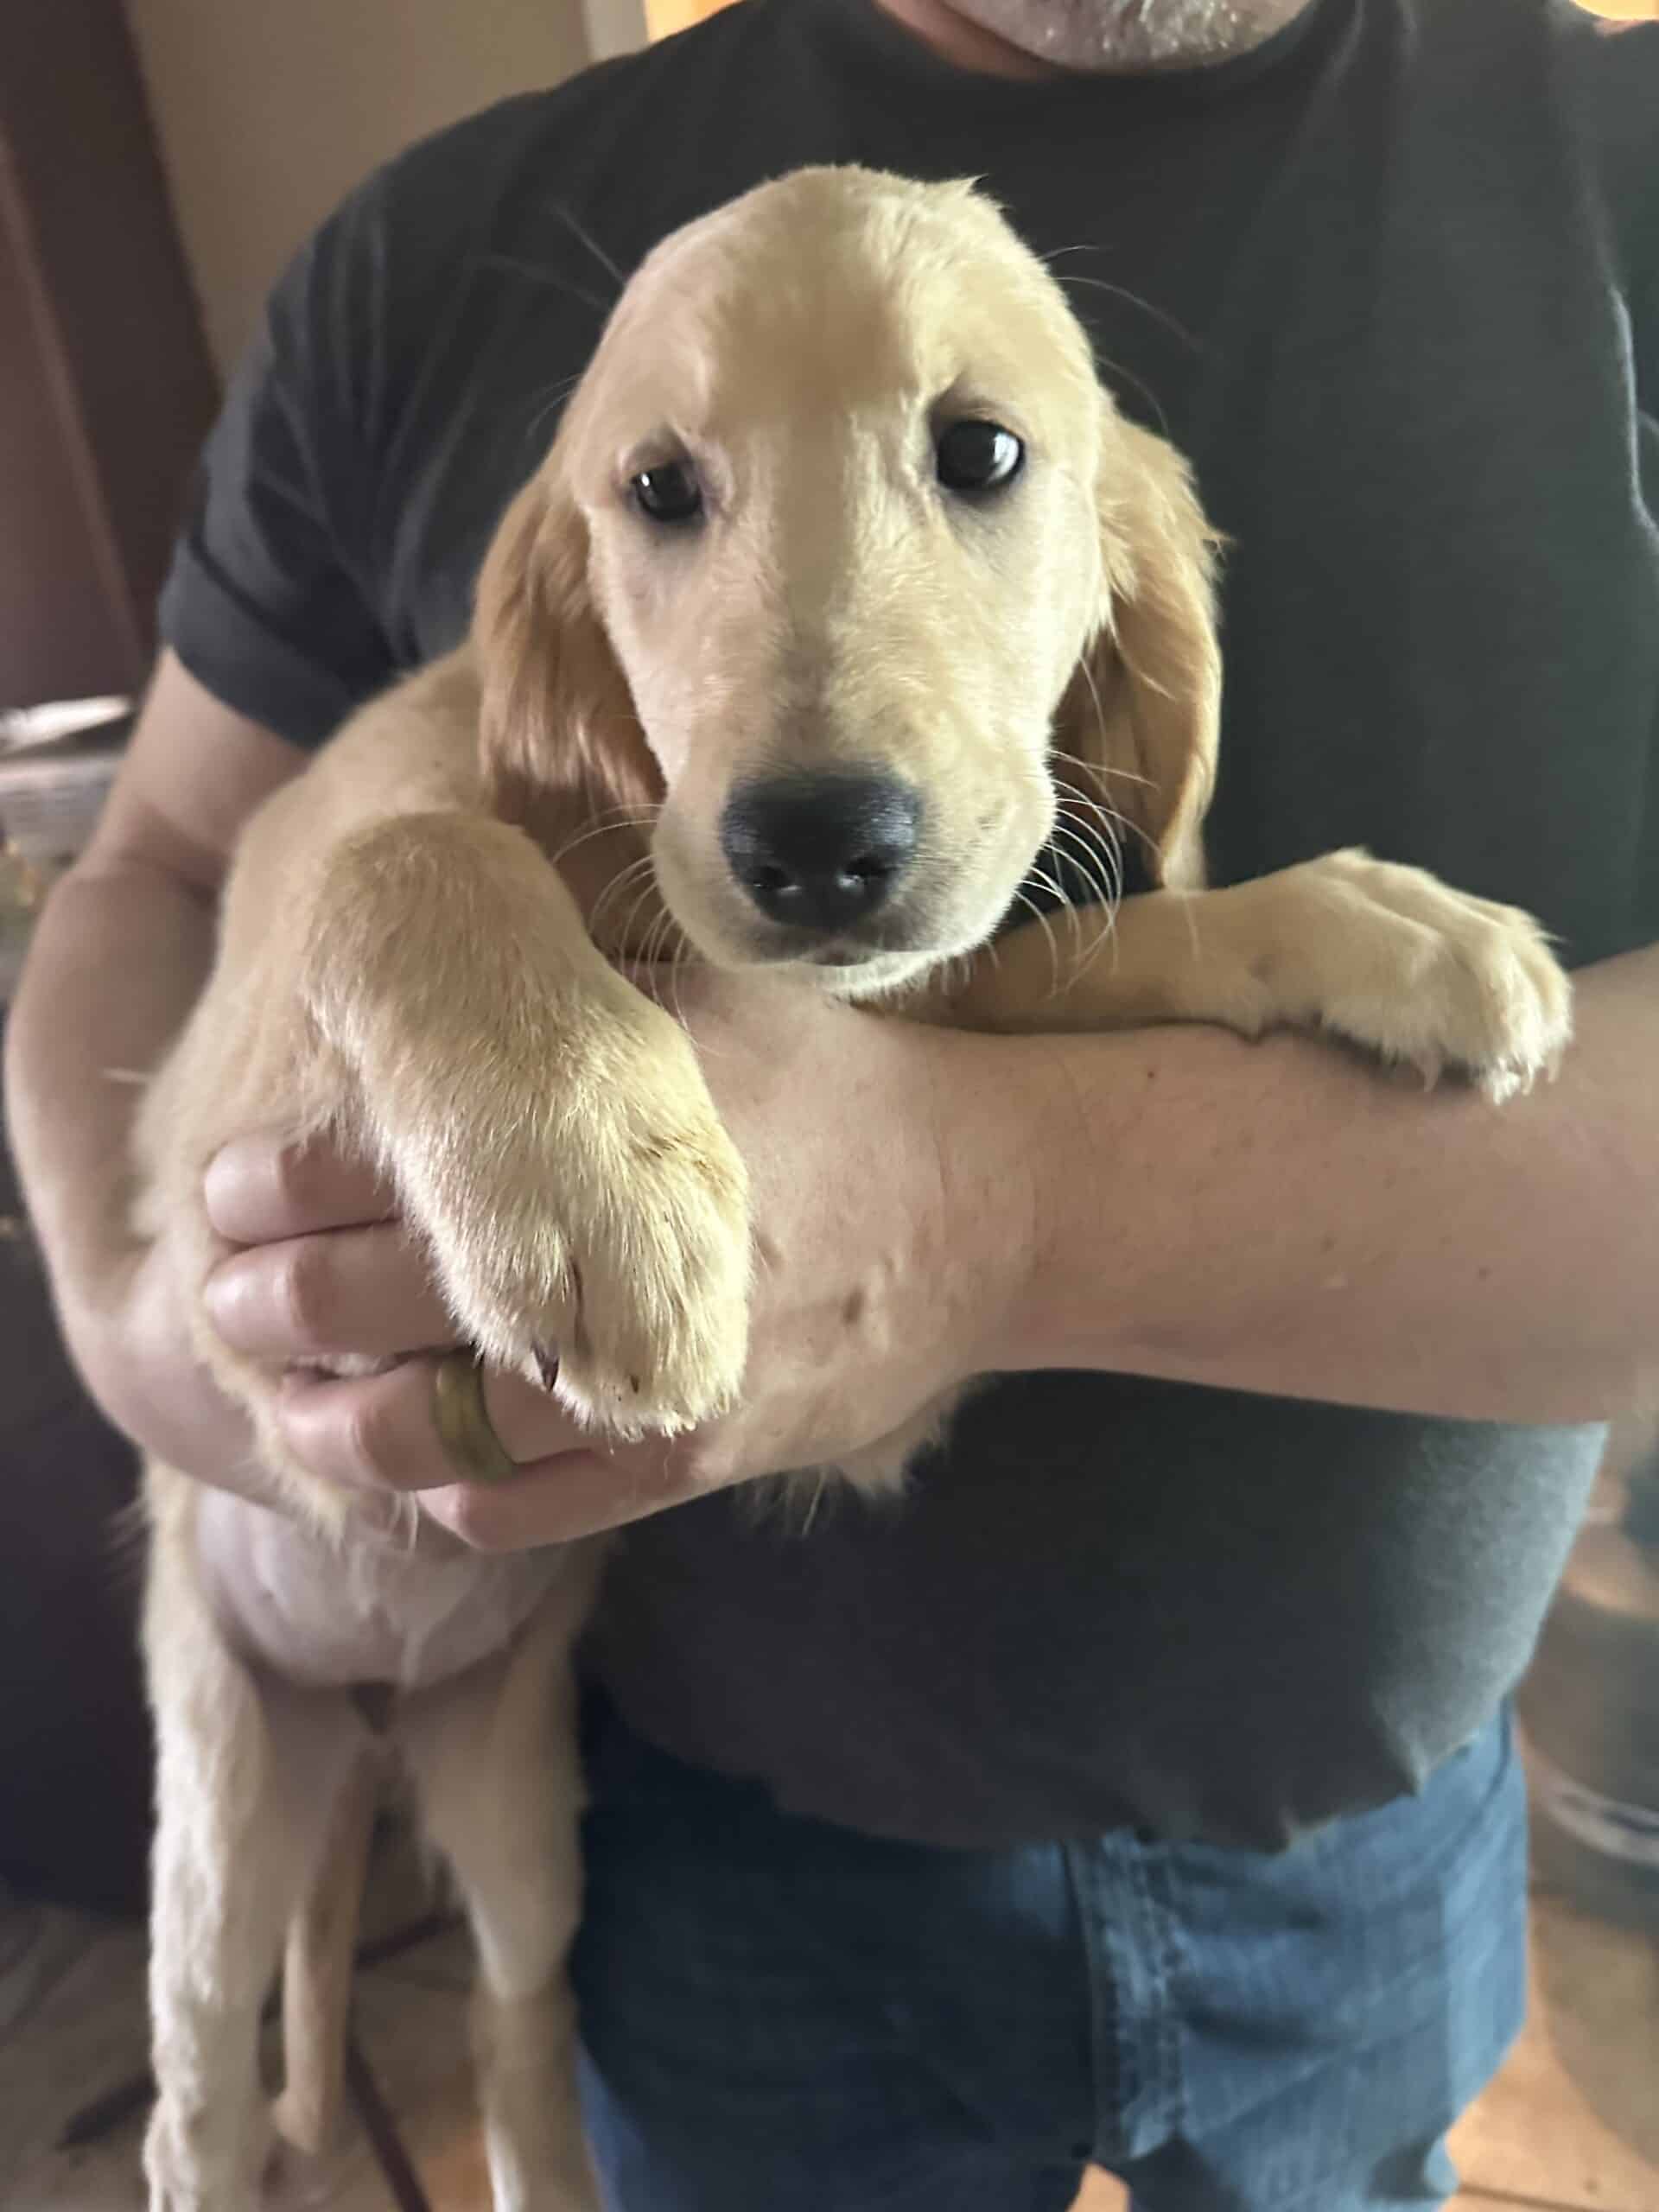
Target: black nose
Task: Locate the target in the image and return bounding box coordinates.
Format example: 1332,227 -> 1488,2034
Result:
720,772 -> 923,934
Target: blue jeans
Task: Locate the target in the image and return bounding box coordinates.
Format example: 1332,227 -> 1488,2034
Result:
571,1703 -> 1527,2211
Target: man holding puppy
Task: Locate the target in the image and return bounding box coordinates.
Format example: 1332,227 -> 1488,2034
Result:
9,0 -> 1658,2203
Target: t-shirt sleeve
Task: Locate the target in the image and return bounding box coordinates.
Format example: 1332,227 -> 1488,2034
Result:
1624,50 -> 1659,947
1641,396 -> 1659,947
1578,16 -> 1659,944
157,190 -> 400,748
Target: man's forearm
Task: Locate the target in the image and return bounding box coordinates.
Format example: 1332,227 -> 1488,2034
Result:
12,840 -> 1652,1446
995,943 -> 1659,1426
5,857 -> 213,1326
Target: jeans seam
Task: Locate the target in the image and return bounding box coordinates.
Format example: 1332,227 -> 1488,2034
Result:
1137,1844 -> 1188,2146
1063,1838 -> 1125,2165
1120,1837 -> 1185,2155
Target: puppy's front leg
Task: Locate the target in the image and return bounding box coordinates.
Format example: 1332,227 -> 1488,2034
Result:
934,850 -> 1571,1101
143,1475 -> 364,2212
299,810 -> 750,1438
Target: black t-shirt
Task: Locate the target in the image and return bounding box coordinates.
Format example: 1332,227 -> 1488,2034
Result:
161,0 -> 1659,1851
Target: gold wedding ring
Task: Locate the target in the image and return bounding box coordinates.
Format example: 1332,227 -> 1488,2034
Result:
431,1349 -> 518,1485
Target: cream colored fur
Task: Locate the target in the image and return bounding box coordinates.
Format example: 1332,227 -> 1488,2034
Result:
135,167 -> 1571,2209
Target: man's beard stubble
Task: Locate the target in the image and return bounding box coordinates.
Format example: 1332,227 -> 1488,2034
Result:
930,0 -> 1311,70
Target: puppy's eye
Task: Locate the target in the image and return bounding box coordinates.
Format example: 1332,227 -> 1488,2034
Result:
630,460 -> 703,524
936,420 -> 1024,496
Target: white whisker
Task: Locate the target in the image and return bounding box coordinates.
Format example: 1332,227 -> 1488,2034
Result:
1048,742 -> 1157,797
484,261 -> 612,321
1053,669 -> 1169,879
1047,781 -> 1128,898
588,855 -> 658,941
1051,270 -> 1197,352
547,804 -> 658,873
1009,889 -> 1064,1000
548,201 -> 628,293
521,370 -> 588,448
1022,868 -> 1090,957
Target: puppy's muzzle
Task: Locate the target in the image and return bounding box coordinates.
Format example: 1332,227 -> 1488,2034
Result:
719,771 -> 923,938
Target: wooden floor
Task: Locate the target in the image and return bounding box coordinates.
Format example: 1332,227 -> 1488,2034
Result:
3,1844 -> 1655,2212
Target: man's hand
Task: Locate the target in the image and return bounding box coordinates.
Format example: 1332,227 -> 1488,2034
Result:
201,972 -> 1041,1548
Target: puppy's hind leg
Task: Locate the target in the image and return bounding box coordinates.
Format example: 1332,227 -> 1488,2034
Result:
143,1480 -> 365,2212
270,1745 -> 382,2160
396,1550 -> 604,2212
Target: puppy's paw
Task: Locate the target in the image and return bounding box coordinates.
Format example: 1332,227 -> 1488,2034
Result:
1285,849 -> 1573,1102
410,1000 -> 752,1440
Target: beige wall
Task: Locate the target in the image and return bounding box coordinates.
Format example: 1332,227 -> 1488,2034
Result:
643,0 -> 740,37
126,0 -> 632,378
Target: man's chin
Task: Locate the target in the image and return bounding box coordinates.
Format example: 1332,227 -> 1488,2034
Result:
888,0 -> 1313,74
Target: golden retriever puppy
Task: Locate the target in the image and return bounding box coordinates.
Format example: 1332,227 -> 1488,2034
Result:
132,165 -> 1570,2211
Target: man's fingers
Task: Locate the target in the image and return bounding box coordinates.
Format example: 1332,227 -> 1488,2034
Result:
269,1355 -> 702,1546
204,1132 -> 397,1243
419,1449 -> 695,1550
273,1357 -> 604,1494
203,1224 -> 458,1363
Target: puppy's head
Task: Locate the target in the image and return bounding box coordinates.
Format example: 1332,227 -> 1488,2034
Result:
476,166 -> 1219,995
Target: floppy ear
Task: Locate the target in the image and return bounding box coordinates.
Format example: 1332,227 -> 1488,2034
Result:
472,469 -> 662,842
1054,415 -> 1222,892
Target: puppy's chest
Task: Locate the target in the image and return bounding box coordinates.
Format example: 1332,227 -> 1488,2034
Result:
194,1488 -> 569,1691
